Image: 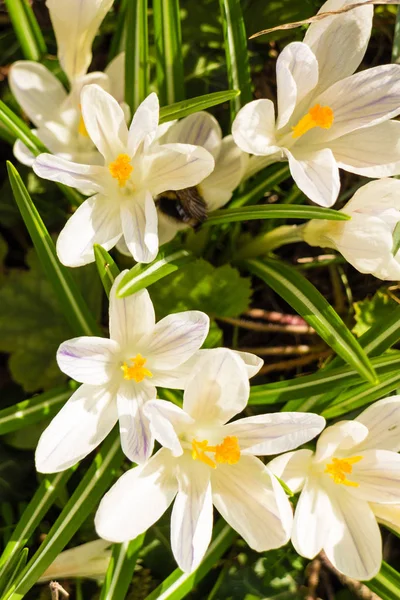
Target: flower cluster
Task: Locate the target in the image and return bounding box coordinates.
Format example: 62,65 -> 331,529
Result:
9,0 -> 400,586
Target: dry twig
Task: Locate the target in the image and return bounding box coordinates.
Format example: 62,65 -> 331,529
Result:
218,316 -> 315,335
319,552 -> 381,600
49,581 -> 69,600
258,350 -> 332,374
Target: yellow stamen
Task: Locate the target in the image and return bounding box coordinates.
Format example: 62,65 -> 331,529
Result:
292,104 -> 334,139
78,114 -> 89,137
191,436 -> 241,469
121,354 -> 153,382
325,455 -> 363,487
109,154 -> 133,187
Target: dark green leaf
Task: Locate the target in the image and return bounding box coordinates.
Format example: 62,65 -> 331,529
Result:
159,90 -> 240,123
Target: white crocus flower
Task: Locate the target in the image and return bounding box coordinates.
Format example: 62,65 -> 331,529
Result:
268,397 -> 400,580
32,85 -> 215,265
95,349 -> 325,573
232,1 -> 400,207
35,271 -> 211,471
303,178 -> 400,280
39,539 -> 111,581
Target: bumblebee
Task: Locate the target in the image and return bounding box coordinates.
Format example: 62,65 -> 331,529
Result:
155,186 -> 207,229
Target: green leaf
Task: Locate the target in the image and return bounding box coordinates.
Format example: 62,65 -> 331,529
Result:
100,535 -> 145,600
149,259 -> 252,319
4,0 -> 43,60
3,431 -> 124,600
94,245 -> 120,298
0,386 -> 70,435
153,0 -> 185,105
159,90 -> 240,123
144,523 -> 236,600
117,248 -> 194,298
366,562 -> 400,600
7,162 -> 100,337
219,0 -> 252,122
109,0 -> 127,60
125,0 -> 148,113
230,164 -> 290,208
353,289 -> 397,337
243,259 -> 377,384
0,471 -> 74,594
392,221 -> 400,255
205,204 -> 351,226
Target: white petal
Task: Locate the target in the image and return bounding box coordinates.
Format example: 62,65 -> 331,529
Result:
324,483 -> 382,580
230,349 -> 263,378
144,400 -> 194,456
291,477 -> 333,558
161,111 -> 222,157
35,383 -> 118,473
105,52 -> 125,104
142,310 -> 210,372
81,84 -> 128,162
314,420 -> 369,463
267,449 -> 314,493
128,92 -> 160,155
171,455 -> 213,572
200,136 -> 247,211
121,192 -> 159,264
95,448 -> 177,542
13,139 -> 35,167
57,337 -> 119,384
232,99 -> 280,156
39,539 -> 111,581
344,177 -> 400,213
157,211 -> 183,247
285,147 -> 340,207
33,154 -> 106,194
330,120 -> 400,177
117,381 -> 156,464
314,64 -> 400,141
349,449 -> 400,503
303,0 -> 373,93
183,349 -> 249,425
224,412 -> 325,456
371,503 -> 400,536
276,42 -> 319,129
212,456 -> 292,551
356,396 -> 400,452
9,61 -> 67,127
146,143 -> 215,196
109,271 -> 155,348
46,0 -> 114,81
56,194 -> 122,267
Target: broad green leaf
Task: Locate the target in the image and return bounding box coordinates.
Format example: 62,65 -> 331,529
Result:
0,386 -> 70,435
367,562 -> 400,600
125,0 -> 148,113
219,0 -> 252,121
149,258 -> 252,319
3,431 -> 124,600
117,248 -> 193,297
0,471 -> 74,594
204,204 -> 350,226
153,0 -> 185,104
145,523 -> 236,600
8,162 -> 100,337
243,259 -> 377,384
94,245 -> 120,298
230,164 -> 290,208
5,0 -> 43,60
353,289 -> 397,338
100,535 -> 145,600
159,90 -> 240,123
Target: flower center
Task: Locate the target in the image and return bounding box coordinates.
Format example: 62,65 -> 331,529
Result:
324,455 -> 363,487
121,354 -> 152,382
109,154 -> 133,187
78,112 -> 89,138
292,104 -> 334,139
191,436 -> 241,469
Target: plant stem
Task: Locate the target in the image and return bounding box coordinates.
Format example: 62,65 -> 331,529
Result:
234,224 -> 304,259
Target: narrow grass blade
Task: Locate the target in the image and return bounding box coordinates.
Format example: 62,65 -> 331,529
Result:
159,90 -> 239,123
5,0 -> 42,60
0,386 -> 70,435
205,204 -> 350,226
7,162 -> 100,336
367,562 -> 400,600
219,0 -> 252,122
117,248 -> 193,297
230,164 -> 290,208
100,535 -> 145,600
3,431 -> 124,600
243,259 -> 377,384
109,0 -> 127,60
94,245 -> 120,298
125,0 -> 148,113
1,549 -> 28,595
20,0 -> 47,55
153,0 -> 185,105
144,523 -> 236,600
0,471 -> 74,593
